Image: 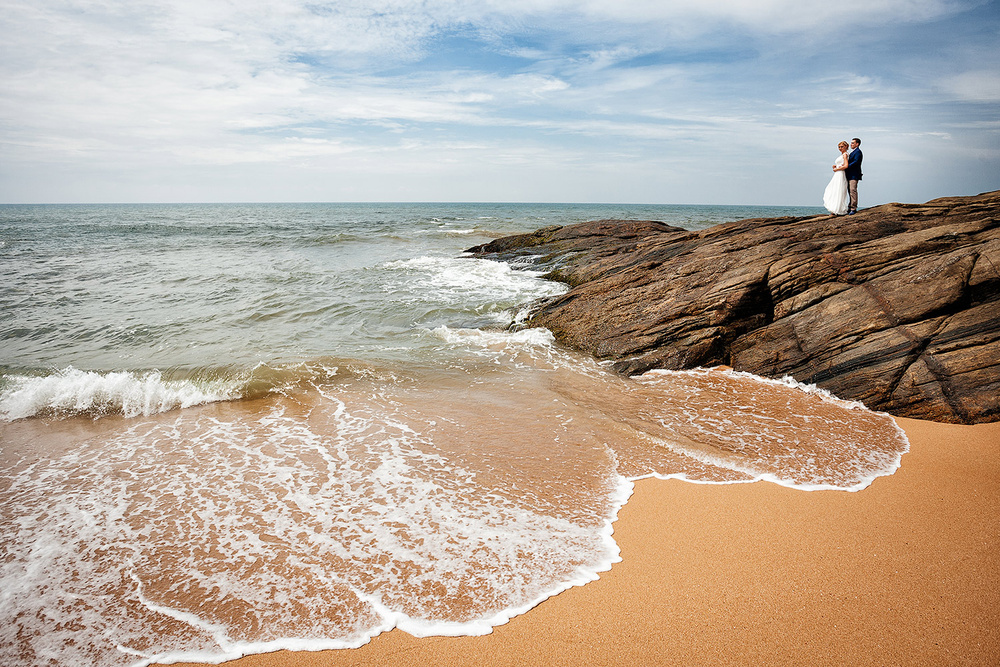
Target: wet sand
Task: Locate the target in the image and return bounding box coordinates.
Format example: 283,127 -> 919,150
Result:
179,416 -> 1000,667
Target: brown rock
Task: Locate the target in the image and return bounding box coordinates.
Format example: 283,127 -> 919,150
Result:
468,192 -> 1000,424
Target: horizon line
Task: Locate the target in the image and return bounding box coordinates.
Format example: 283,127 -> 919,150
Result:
0,200 -> 828,208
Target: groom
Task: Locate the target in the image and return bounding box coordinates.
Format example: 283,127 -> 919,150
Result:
845,137 -> 863,214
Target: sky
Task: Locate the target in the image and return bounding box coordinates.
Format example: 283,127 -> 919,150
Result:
1,0 -> 998,205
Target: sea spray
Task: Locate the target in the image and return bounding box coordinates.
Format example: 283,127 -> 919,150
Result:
0,368 -> 242,420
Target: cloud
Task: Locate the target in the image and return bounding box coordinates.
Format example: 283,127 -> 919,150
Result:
941,70 -> 1000,102
0,0 -> 996,204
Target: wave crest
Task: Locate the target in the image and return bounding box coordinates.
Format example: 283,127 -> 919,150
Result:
0,368 -> 243,421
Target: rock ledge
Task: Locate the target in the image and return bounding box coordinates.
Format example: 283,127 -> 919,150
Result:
468,192 -> 1000,424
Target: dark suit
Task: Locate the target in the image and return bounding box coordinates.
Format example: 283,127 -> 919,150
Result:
845,147 -> 863,212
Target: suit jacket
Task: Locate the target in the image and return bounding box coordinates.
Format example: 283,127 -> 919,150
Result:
846,147 -> 863,181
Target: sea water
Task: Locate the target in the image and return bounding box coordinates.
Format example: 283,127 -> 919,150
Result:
0,202 -> 908,666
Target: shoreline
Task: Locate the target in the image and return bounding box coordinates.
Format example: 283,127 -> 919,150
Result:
467,191 -> 1000,425
176,416 -> 1000,667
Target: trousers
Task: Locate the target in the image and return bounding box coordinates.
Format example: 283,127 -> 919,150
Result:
848,180 -> 859,212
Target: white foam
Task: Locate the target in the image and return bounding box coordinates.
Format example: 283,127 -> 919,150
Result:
429,325 -> 582,373
128,565 -> 234,655
633,367 -> 911,491
645,367 -> 871,411
0,367 -> 241,420
384,255 -> 566,304
0,358 -> 912,666
430,326 -> 620,384
432,325 -> 556,349
138,474 -> 634,667
388,473 -> 631,641
1,384 -> 637,666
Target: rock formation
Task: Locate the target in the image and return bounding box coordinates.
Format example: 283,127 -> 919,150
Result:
468,191 -> 1000,424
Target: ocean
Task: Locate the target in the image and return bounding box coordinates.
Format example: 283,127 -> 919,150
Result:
0,202 -> 908,666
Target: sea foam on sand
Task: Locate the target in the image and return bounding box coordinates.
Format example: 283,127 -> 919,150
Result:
168,417 -> 1000,667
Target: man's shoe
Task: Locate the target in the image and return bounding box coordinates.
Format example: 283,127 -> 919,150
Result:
848,210 -> 856,215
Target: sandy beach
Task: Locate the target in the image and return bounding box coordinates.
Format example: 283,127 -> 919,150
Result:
175,416 -> 1000,667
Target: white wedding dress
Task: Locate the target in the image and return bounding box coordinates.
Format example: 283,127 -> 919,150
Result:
823,154 -> 849,214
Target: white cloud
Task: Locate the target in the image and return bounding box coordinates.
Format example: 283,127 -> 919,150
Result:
473,0 -> 973,33
941,70 -> 1000,102
0,0 -> 995,204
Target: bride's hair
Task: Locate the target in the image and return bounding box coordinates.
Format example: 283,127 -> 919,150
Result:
838,141 -> 849,150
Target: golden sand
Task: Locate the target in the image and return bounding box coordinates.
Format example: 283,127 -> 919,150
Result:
178,417 -> 1000,667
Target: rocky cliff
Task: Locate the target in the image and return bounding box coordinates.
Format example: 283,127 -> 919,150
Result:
468,191 -> 1000,424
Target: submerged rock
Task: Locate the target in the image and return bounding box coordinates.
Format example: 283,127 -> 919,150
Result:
468,192 -> 1000,424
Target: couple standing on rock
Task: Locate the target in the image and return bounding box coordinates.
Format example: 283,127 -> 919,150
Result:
823,138 -> 863,215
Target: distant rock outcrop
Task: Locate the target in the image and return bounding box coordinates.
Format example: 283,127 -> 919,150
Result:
468,192 -> 1000,424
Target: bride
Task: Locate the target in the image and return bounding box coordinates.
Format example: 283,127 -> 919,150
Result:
823,141 -> 850,215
